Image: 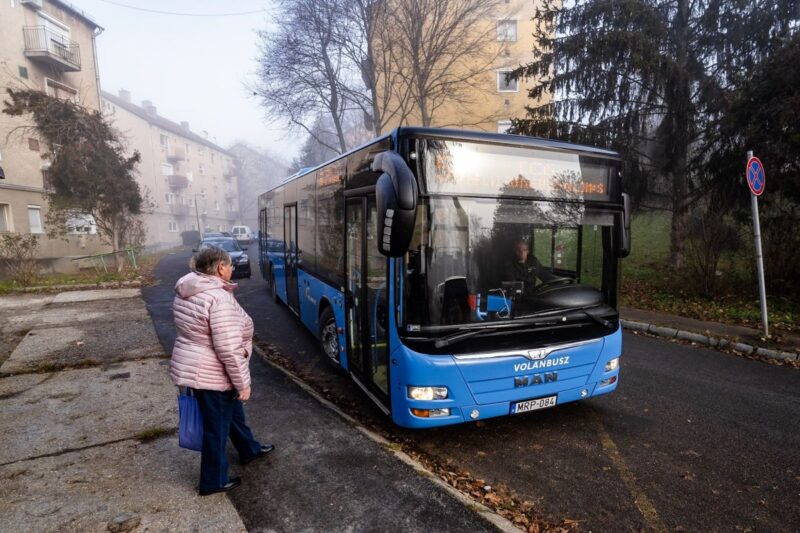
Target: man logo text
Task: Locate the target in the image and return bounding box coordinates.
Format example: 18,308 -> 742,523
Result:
514,372 -> 558,388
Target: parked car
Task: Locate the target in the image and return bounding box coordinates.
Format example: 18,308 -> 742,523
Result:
231,225 -> 252,247
193,237 -> 251,279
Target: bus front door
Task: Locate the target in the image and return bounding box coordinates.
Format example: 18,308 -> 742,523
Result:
346,197 -> 390,410
283,204 -> 299,313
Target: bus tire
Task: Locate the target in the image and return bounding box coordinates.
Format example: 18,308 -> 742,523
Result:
319,306 -> 340,367
270,271 -> 279,303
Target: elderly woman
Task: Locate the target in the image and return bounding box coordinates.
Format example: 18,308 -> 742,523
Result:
170,246 -> 274,496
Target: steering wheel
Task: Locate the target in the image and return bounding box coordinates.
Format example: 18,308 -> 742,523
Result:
533,276 -> 576,292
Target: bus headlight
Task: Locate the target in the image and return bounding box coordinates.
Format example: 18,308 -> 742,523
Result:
407,386 -> 448,401
604,358 -> 619,372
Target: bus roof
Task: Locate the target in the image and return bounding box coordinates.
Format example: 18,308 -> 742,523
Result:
397,127 -> 621,159
268,127 -> 621,193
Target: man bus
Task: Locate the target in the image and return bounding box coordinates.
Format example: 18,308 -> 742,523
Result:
258,127 -> 631,429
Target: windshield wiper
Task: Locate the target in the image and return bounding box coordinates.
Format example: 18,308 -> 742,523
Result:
580,308 -> 615,329
433,319 -> 559,349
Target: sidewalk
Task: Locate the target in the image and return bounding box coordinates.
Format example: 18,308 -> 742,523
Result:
620,306 -> 800,363
0,289 -> 246,532
0,288 -> 505,533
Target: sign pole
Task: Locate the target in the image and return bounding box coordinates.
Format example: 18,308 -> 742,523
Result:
747,150 -> 769,338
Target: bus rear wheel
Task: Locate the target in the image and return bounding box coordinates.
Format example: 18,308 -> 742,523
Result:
269,271 -> 279,303
319,307 -> 340,366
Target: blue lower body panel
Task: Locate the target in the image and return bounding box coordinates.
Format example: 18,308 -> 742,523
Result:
390,326 -> 623,429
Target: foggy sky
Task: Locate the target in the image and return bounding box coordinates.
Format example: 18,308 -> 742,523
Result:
76,0 -> 297,161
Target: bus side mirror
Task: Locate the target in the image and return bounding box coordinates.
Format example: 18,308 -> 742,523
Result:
618,193 -> 631,258
372,151 -> 418,257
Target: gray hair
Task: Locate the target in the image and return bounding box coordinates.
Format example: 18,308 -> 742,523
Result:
191,246 -> 232,275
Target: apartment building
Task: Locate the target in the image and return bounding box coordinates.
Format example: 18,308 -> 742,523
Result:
102,90 -> 241,249
228,143 -> 288,231
0,0 -> 107,270
380,0 -> 542,134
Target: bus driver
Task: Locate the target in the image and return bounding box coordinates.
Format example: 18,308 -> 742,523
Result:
503,239 -> 557,293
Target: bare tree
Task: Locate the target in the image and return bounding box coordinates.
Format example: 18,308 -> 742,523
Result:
254,0 -> 352,153
334,0 -> 414,135
255,0 -> 507,146
388,0 -> 505,127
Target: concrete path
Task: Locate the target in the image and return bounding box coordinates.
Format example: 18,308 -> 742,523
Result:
0,289 -> 245,532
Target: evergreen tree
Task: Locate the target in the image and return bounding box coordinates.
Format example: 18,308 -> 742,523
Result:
511,0 -> 797,267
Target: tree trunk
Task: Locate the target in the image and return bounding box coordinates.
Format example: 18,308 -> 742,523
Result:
111,224 -> 123,272
668,0 -> 692,269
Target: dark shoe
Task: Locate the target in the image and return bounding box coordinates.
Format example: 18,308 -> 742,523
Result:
241,444 -> 275,466
198,477 -> 241,496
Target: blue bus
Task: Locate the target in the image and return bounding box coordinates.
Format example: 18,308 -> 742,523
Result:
258,127 -> 631,429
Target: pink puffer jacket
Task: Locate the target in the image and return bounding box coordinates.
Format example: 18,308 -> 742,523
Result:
170,271 -> 254,392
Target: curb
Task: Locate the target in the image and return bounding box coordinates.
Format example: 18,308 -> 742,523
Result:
620,319 -> 798,363
252,345 -> 524,533
3,280 -> 144,294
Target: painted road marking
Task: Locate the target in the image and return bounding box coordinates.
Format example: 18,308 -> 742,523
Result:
592,416 -> 668,533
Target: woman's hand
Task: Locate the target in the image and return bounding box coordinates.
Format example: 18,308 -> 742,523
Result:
236,387 -> 251,402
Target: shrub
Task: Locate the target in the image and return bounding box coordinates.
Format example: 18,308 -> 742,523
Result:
0,233 -> 40,286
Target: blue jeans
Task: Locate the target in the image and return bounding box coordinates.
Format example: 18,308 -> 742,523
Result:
194,388 -> 262,492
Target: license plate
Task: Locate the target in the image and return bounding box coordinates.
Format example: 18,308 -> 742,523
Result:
512,395 -> 557,414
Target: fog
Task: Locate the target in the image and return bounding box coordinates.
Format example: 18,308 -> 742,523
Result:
79,0 -> 297,161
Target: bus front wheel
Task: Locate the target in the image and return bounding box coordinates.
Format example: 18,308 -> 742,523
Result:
319,307 -> 340,367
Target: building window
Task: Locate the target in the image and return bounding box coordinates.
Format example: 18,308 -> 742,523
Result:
18,66 -> 29,79
186,171 -> 193,182
217,225 -> 222,232
27,205 -> 43,234
497,20 -> 517,41
66,213 -> 96,235
168,221 -> 178,233
214,200 -> 220,211
161,163 -> 173,176
28,138 -> 40,151
0,204 -> 12,232
164,192 -> 175,205
199,164 -> 205,175
497,120 -> 512,134
160,134 -> 170,150
38,11 -> 70,37
211,153 -> 215,163
41,169 -> 52,189
496,70 -> 518,92
45,78 -> 78,103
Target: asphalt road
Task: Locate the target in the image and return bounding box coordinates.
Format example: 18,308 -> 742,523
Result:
147,247 -> 800,532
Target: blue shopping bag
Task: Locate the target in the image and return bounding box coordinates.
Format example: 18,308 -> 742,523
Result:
178,388 -> 203,451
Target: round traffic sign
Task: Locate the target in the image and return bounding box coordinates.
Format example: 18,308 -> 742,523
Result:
746,157 -> 766,196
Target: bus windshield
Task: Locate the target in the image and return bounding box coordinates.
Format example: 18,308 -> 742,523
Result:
403,196 -> 614,332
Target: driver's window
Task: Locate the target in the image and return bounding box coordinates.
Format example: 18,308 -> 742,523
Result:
554,228 -> 579,277
532,228 -> 553,270
531,227 -> 579,278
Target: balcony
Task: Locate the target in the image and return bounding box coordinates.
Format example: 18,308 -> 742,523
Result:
167,174 -> 189,189
167,146 -> 186,162
223,169 -> 236,181
170,204 -> 191,216
23,26 -> 81,72
224,190 -> 236,201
